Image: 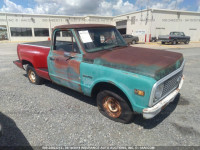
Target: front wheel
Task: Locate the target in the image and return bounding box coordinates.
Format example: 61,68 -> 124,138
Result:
184,40 -> 189,44
26,65 -> 43,85
132,40 -> 136,44
97,90 -> 133,124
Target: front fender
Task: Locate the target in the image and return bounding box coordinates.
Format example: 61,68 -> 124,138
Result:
80,63 -> 156,113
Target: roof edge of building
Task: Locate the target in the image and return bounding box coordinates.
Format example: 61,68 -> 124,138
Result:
0,12 -> 113,18
114,8 -> 200,18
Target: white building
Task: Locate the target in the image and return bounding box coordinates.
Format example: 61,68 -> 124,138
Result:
0,13 -> 114,41
114,9 -> 200,42
0,9 -> 200,42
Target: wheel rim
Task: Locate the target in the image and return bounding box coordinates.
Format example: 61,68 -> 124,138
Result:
102,96 -> 122,118
28,70 -> 36,83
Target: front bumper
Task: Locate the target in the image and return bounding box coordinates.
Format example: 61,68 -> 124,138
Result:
143,76 -> 184,119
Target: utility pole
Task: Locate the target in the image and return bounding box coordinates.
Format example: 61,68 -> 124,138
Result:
175,0 -> 178,10
147,0 -> 150,9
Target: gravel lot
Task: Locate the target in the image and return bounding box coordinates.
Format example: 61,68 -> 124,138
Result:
0,43 -> 200,147
134,42 -> 200,49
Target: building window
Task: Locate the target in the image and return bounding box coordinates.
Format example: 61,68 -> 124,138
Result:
0,25 -> 8,40
34,28 -> 49,36
131,16 -> 136,25
10,27 -> 32,37
156,27 -> 165,30
189,28 -> 197,30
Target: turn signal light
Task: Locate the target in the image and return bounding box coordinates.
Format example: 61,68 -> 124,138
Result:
134,89 -> 145,96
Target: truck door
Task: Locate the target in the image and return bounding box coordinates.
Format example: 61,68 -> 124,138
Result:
47,29 -> 82,92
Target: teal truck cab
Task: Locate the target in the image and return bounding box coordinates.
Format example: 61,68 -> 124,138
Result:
14,24 -> 184,123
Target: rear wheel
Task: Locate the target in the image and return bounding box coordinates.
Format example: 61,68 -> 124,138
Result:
0,124 -> 2,137
97,90 -> 133,124
161,41 -> 165,44
172,40 -> 177,45
26,65 -> 43,85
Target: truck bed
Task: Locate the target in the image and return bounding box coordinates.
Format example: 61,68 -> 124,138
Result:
15,41 -> 51,80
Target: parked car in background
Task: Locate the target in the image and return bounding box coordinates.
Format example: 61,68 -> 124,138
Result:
150,37 -> 157,42
122,34 -> 139,45
158,32 -> 190,45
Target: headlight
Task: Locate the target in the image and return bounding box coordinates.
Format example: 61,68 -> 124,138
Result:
154,83 -> 164,102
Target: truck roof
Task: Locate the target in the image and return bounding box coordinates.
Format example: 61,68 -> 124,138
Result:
54,24 -> 114,29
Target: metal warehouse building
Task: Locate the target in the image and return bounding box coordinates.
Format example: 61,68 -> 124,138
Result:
115,9 -> 200,42
0,9 -> 200,42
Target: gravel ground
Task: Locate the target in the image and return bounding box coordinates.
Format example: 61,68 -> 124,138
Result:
134,42 -> 200,49
0,43 -> 200,147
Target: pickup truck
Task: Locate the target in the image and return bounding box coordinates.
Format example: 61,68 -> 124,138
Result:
158,32 -> 190,45
14,24 -> 185,123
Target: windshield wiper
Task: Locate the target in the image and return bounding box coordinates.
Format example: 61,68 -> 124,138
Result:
101,46 -> 113,51
112,44 -> 127,49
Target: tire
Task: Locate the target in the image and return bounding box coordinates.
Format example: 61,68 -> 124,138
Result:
0,124 -> 2,137
97,89 -> 133,124
172,40 -> 177,45
184,40 -> 189,44
26,65 -> 43,85
132,40 -> 136,44
161,41 -> 165,44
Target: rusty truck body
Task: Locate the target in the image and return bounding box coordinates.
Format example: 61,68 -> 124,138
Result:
14,24 -> 184,123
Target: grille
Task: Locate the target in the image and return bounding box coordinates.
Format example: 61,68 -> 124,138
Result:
161,70 -> 183,98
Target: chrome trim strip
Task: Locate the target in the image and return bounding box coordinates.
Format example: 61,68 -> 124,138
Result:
149,60 -> 185,107
20,44 -> 50,49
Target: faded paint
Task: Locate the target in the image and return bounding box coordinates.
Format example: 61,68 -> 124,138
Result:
83,46 -> 183,80
48,49 -> 82,92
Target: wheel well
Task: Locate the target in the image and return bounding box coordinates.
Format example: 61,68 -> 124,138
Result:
91,82 -> 132,109
22,60 -> 33,66
21,60 -> 33,70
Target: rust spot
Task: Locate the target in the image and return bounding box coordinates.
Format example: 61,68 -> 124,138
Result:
84,46 -> 182,66
68,59 -> 80,74
51,50 -> 81,89
83,46 -> 183,80
53,50 -> 65,55
102,96 -> 122,118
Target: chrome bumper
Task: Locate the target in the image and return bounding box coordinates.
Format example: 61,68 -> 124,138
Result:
143,76 -> 184,119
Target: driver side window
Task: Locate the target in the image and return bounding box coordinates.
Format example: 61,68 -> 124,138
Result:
54,30 -> 80,53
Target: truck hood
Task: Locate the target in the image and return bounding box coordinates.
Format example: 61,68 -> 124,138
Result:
83,46 -> 183,80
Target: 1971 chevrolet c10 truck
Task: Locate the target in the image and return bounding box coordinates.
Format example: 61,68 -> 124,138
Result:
14,24 -> 184,123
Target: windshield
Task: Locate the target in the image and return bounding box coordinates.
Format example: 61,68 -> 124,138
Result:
76,27 -> 127,53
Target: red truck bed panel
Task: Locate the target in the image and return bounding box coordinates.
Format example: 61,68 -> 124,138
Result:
17,41 -> 51,81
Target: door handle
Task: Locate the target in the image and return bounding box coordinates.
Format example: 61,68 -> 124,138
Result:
49,57 -> 55,61
66,56 -> 74,61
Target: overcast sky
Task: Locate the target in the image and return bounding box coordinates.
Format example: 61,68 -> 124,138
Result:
0,0 -> 200,16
